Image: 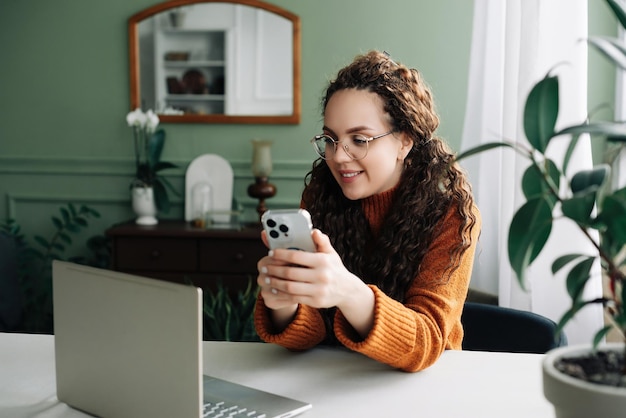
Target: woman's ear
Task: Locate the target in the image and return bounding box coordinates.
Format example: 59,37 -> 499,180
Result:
397,133 -> 413,161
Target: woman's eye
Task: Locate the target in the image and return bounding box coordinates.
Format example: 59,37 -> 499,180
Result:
352,135 -> 368,146
323,136 -> 336,144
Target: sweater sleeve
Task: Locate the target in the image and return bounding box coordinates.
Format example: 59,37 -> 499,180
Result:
254,296 -> 327,350
334,205 -> 481,372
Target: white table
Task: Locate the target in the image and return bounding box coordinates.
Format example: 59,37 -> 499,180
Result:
0,333 -> 554,417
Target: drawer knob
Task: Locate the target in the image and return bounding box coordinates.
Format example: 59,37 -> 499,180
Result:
235,252 -> 244,261
150,249 -> 161,259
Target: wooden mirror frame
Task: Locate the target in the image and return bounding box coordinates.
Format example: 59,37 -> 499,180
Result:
129,0 -> 301,124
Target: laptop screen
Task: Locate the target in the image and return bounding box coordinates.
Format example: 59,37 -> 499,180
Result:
53,260 -> 204,417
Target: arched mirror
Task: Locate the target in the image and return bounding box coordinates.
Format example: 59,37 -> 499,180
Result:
129,0 -> 301,124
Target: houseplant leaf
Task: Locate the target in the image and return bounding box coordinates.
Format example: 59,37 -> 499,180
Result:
596,192 -> 626,256
552,253 -> 586,274
53,216 -> 65,231
58,232 -> 72,245
454,142 -> 517,162
556,120 -> 626,139
565,256 -> 596,301
508,196 -> 554,285
524,75 -> 559,154
147,129 -> 165,169
607,0 -> 626,29
60,207 -> 70,223
521,159 -> 559,205
561,188 -> 598,225
153,161 -> 177,173
152,179 -> 170,213
570,165 -> 609,193
588,36 -> 626,70
34,235 -> 50,248
593,326 -> 615,348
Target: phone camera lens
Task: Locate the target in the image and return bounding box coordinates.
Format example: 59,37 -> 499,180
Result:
266,219 -> 276,227
269,230 -> 279,239
279,224 -> 289,233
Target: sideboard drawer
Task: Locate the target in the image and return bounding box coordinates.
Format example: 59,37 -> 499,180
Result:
115,237 -> 197,272
199,239 -> 265,274
107,221 -> 265,294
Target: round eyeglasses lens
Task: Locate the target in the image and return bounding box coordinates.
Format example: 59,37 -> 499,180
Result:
347,136 -> 369,160
312,135 -> 333,159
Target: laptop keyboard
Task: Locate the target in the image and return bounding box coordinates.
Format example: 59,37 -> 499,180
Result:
202,401 -> 267,418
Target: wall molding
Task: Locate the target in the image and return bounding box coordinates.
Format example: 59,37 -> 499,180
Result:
0,156 -> 311,180
1,157 -> 311,220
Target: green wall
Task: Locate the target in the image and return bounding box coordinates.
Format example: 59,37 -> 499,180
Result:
0,0 -> 615,252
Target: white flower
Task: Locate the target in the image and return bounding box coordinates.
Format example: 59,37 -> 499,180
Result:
145,110 -> 160,133
126,108 -> 147,128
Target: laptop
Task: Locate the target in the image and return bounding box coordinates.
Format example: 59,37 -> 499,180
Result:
52,260 -> 312,418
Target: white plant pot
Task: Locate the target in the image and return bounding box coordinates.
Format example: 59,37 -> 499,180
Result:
543,343 -> 626,418
131,186 -> 158,225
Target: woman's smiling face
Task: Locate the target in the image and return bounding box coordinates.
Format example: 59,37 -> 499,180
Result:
323,88 -> 412,200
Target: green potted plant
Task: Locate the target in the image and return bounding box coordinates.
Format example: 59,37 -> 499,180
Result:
126,108 -> 178,222
456,0 -> 626,416
198,278 -> 260,342
1,203 -> 103,333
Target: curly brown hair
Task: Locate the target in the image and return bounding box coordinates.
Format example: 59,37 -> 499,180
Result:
302,50 -> 478,302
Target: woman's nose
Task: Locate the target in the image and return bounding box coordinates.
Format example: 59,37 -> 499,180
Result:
332,143 -> 352,162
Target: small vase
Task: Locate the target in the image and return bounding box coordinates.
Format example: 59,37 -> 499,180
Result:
131,186 -> 158,225
169,10 -> 185,28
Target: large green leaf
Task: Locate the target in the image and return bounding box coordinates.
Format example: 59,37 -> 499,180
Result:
565,256 -> 596,301
152,179 -> 170,213
607,0 -> 626,30
593,326 -> 614,348
153,161 -> 177,173
562,132 -> 581,176
524,76 -> 559,154
597,193 -> 626,257
147,129 -> 166,169
570,165 -> 610,193
555,302 -> 584,336
588,36 -> 626,70
551,253 -> 585,275
556,121 -> 626,139
508,197 -> 554,285
521,159 -> 559,205
454,142 -> 517,162
561,188 -> 598,225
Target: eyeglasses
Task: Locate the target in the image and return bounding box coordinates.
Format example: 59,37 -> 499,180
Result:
310,130 -> 394,161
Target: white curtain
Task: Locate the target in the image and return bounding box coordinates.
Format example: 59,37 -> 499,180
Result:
461,0 -> 604,344
616,27 -> 626,189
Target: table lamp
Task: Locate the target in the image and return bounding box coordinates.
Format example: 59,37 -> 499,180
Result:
247,139 -> 276,220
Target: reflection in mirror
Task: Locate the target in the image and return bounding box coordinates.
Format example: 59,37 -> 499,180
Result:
129,0 -> 301,124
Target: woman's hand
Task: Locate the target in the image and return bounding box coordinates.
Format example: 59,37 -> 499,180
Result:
257,229 -> 375,337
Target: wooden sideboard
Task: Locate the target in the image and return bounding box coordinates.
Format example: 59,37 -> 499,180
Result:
105,221 -> 266,295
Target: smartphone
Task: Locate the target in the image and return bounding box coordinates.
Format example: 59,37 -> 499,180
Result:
261,209 -> 316,252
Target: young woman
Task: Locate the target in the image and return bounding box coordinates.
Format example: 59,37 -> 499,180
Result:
254,50 -> 481,372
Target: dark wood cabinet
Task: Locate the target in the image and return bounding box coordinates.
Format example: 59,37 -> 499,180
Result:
106,221 -> 266,294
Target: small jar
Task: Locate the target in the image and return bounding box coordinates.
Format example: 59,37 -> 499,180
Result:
190,182 -> 213,228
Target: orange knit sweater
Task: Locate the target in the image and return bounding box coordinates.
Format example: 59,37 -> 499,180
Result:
254,189 -> 481,372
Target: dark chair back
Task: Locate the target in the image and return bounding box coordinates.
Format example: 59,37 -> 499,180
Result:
461,302 -> 567,354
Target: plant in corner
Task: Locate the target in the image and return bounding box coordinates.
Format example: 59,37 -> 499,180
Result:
126,108 -> 178,213
456,0 -> 626,416
1,203 -> 104,333
201,278 -> 260,342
